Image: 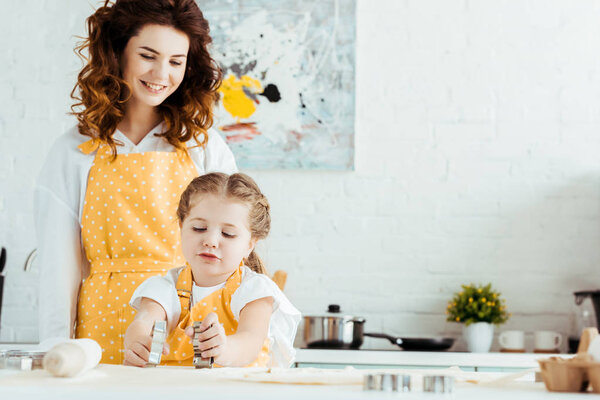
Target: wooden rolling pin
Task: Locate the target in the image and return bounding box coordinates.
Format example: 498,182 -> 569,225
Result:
43,339 -> 102,377
271,270 -> 287,291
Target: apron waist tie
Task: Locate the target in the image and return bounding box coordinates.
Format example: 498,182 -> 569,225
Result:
89,258 -> 177,274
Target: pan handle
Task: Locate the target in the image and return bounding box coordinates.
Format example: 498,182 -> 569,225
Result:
364,332 -> 403,346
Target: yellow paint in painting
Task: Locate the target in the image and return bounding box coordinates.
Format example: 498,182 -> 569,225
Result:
218,74 -> 263,119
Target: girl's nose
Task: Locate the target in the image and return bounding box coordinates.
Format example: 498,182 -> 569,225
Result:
203,233 -> 218,248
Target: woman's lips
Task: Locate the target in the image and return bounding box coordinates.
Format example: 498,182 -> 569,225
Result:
140,80 -> 167,94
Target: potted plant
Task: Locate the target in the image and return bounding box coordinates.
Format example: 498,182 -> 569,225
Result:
446,283 -> 510,352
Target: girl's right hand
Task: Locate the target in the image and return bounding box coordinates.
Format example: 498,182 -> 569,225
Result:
123,318 -> 169,367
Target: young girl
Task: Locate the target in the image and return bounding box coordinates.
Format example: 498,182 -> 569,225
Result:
124,173 -> 300,367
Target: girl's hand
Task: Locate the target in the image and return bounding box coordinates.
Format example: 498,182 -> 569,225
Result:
124,319 -> 170,367
185,312 -> 227,362
123,298 -> 169,367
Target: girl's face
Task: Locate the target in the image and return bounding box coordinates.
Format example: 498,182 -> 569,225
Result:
180,194 -> 257,287
120,24 -> 189,108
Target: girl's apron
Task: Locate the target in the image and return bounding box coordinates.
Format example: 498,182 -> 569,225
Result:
75,140 -> 197,364
162,265 -> 270,367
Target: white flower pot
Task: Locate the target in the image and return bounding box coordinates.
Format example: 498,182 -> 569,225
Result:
464,322 -> 494,352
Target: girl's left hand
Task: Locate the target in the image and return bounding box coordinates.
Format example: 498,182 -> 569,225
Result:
185,312 -> 227,361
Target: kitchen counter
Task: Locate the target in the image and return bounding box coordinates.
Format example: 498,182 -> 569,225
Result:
295,348 -> 558,371
0,364 -> 591,400
2,344 -> 585,399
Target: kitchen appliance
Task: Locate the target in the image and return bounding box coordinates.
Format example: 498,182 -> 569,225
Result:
303,304 -> 455,351
569,291 -> 600,353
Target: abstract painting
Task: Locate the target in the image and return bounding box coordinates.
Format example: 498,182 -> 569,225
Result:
201,0 -> 356,169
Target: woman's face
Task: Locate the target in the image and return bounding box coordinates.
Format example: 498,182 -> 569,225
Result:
120,24 -> 189,108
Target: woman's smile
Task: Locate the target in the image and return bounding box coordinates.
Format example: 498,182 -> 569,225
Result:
140,79 -> 168,94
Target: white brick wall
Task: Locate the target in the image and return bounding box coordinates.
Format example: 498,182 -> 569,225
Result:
1,1 -> 599,352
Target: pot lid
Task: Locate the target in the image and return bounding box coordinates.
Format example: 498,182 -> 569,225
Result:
303,304 -> 366,321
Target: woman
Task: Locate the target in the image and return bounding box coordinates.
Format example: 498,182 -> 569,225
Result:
34,0 -> 236,364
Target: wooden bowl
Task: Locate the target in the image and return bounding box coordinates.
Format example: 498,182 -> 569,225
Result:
538,358 -> 589,392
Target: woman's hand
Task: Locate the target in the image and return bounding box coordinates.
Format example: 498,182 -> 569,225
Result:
185,312 -> 227,363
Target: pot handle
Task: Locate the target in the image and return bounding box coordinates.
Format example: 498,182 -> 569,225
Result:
346,317 -> 366,324
364,332 -> 403,346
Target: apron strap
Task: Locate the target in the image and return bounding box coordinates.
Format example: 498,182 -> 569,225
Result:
78,138 -> 102,155
175,266 -> 193,316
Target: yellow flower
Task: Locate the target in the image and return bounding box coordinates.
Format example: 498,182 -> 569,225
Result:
481,297 -> 486,302
477,288 -> 482,293
469,297 -> 473,303
455,317 -> 460,322
487,302 -> 492,306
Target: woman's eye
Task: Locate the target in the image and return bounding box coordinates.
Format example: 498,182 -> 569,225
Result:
192,227 -> 206,232
170,60 -> 182,66
222,232 -> 236,238
140,54 -> 155,60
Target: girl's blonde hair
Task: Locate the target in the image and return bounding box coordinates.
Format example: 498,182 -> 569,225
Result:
177,173 -> 270,274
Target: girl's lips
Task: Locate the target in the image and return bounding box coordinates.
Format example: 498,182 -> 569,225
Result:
199,253 -> 220,261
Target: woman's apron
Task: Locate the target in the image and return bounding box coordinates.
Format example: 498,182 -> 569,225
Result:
162,265 -> 270,367
75,140 -> 197,364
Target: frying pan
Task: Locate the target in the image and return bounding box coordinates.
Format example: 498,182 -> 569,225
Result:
364,332 -> 455,351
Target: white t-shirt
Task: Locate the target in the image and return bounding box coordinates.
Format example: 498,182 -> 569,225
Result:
34,123 -> 237,341
130,266 -> 301,367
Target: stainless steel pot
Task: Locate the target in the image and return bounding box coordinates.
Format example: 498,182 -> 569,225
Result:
303,304 -> 366,349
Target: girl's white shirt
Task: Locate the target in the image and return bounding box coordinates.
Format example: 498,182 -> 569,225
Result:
34,123 -> 237,342
130,266 -> 301,368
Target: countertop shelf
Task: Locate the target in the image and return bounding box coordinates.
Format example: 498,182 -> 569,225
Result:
295,348 -> 566,370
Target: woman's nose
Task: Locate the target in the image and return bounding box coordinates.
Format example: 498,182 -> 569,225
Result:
153,61 -> 169,81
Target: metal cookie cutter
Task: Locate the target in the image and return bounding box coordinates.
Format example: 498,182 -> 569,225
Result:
192,321 -> 213,369
423,375 -> 454,394
363,373 -> 411,392
145,320 -> 167,367
0,350 -> 46,370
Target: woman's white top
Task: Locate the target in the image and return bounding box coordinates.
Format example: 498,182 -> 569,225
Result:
34,123 -> 237,341
130,266 -> 301,367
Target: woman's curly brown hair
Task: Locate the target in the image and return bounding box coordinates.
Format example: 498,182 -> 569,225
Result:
71,0 -> 222,157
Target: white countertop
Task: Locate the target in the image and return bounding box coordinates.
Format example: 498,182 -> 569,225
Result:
0,364 -> 591,400
2,344 -> 585,399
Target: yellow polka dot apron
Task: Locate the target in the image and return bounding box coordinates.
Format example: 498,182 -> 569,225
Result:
75,139 -> 197,364
162,265 -> 270,367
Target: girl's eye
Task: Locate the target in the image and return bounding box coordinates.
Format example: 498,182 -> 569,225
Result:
140,54 -> 155,60
170,60 -> 182,66
192,227 -> 206,232
222,232 -> 236,238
